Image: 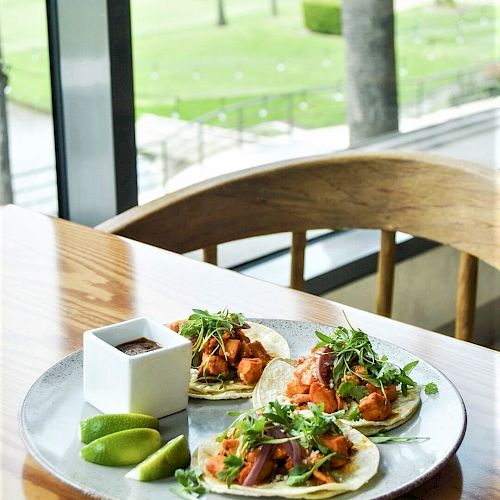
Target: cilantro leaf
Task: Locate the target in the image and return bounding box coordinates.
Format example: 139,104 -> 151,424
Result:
286,464 -> 309,486
424,382 -> 439,395
262,401 -> 296,428
344,407 -> 362,421
216,454 -> 244,486
337,381 -> 369,402
172,468 -> 206,499
286,452 -> 337,486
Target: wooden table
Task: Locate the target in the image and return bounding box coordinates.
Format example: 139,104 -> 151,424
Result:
1,205 -> 498,499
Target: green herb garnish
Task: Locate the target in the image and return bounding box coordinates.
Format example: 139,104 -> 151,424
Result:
179,308 -> 246,368
287,451 -> 338,486
171,468 -> 206,499
314,317 -> 418,395
424,382 -> 439,395
337,381 -> 369,402
216,454 -> 244,486
369,433 -> 429,444
215,402 -> 347,487
291,403 -> 343,453
343,407 -> 362,421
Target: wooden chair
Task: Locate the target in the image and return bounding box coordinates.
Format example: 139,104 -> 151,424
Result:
96,151 -> 499,341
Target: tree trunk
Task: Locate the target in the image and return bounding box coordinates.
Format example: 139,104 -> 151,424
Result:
271,0 -> 278,16
217,0 -> 227,26
342,0 -> 399,146
0,43 -> 13,205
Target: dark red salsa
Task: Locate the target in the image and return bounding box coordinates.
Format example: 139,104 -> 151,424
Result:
115,337 -> 162,356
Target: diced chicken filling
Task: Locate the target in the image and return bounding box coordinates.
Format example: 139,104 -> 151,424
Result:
319,434 -> 353,468
366,383 -> 398,402
285,349 -> 399,421
358,392 -> 392,421
206,433 -> 351,487
198,353 -> 229,378
310,382 -> 338,413
175,322 -> 273,386
237,358 -> 264,385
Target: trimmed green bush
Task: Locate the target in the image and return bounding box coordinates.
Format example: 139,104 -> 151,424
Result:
303,0 -> 342,35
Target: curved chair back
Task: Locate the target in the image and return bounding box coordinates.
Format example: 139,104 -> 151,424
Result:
97,151 -> 499,341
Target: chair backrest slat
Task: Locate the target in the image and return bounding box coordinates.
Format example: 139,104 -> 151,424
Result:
203,245 -> 218,265
455,252 -> 479,341
290,231 -> 306,291
375,230 -> 396,317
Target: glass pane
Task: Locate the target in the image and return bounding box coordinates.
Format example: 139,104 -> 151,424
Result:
130,0 -> 498,203
1,0 -> 57,215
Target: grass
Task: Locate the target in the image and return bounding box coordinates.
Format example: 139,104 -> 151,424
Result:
1,0 -> 498,128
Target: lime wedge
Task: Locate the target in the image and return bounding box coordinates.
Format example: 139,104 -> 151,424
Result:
80,428 -> 162,466
125,434 -> 190,481
79,413 -> 159,444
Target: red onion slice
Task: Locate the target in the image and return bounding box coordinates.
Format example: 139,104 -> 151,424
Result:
242,444 -> 274,487
267,427 -> 301,465
316,351 -> 335,387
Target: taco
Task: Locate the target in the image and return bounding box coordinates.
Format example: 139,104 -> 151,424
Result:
252,323 -> 420,435
193,401 -> 379,498
169,309 -> 290,400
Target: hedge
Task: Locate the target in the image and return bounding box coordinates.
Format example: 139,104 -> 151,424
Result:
303,0 -> 342,36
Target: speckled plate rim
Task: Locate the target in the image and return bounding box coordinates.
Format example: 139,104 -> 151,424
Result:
18,319 -> 467,500
354,363 -> 467,500
19,349 -> 115,499
247,320 -> 467,500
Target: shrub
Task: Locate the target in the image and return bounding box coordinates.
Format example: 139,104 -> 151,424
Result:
303,0 -> 342,36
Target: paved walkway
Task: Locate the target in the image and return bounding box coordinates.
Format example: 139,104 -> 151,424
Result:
162,97 -> 500,195
6,95 -> 500,210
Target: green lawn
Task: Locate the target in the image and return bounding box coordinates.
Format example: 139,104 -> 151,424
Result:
1,0 -> 498,128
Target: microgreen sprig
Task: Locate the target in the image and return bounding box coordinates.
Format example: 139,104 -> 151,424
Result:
179,308 -> 246,367
369,433 -> 430,444
314,320 -> 419,395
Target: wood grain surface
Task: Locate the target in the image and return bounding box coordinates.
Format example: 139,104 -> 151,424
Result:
1,205 -> 499,499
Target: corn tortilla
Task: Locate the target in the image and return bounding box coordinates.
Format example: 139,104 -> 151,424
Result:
253,358 -> 420,435
192,422 -> 379,499
189,322 -> 290,400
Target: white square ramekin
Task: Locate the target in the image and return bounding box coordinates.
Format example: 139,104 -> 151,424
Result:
83,317 -> 192,418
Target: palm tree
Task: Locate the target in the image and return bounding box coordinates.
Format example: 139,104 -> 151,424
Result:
216,0 -> 227,26
342,0 -> 399,146
0,42 -> 13,205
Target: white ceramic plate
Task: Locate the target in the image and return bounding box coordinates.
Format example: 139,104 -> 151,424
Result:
20,320 -> 466,500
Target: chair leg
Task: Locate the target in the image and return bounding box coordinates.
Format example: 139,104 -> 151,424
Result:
375,230 -> 396,317
203,246 -> 218,265
455,252 -> 478,341
290,231 -> 306,291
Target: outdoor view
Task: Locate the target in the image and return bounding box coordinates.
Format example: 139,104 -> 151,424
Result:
1,0 -> 498,211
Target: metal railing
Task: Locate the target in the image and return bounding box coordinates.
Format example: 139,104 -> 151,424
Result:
9,61 -> 500,215
137,61 -> 498,184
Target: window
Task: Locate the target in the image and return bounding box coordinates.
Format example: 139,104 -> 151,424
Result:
1,0 -> 57,215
